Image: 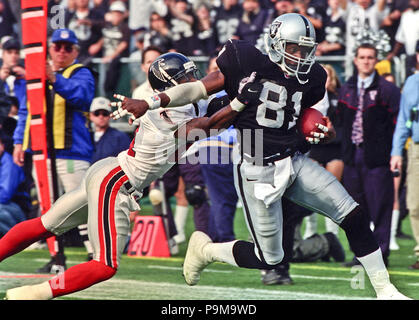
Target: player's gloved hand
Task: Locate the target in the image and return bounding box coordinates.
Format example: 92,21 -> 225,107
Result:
306,116 -> 336,144
230,72 -> 262,112
110,94 -> 150,121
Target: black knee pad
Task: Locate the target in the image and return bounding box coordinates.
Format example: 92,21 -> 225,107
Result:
185,184 -> 207,207
340,206 -> 379,257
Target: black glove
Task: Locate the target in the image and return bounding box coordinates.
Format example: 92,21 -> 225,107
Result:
236,81 -> 264,106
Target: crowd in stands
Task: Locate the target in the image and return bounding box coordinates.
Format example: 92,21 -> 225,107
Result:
0,0 -> 418,284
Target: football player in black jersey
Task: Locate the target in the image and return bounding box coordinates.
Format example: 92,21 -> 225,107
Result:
111,13 -> 410,299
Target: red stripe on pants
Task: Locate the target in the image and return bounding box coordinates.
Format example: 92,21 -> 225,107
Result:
97,166 -> 122,266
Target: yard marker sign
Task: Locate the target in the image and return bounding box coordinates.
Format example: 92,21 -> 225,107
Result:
21,0 -> 56,255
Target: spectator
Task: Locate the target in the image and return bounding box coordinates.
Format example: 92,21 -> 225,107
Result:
0,37 -> 26,117
128,0 -> 168,32
143,12 -> 173,53
212,0 -> 242,48
91,0 -> 109,17
337,43 -> 400,267
380,0 -> 409,49
387,0 -> 419,77
341,0 -> 388,79
381,72 -> 402,251
89,1 -> 130,95
293,0 -> 324,42
89,97 -> 131,164
194,3 -> 217,56
303,64 -> 343,238
12,29 -> 96,272
197,54 -> 238,243
316,0 -> 346,56
0,131 -> 29,238
234,0 -> 270,45
167,0 -> 199,55
128,28 -> 147,90
0,0 -> 16,40
272,0 -> 294,16
390,71 -> 419,270
159,160 -> 211,245
131,46 -> 164,100
199,125 -> 238,243
66,0 -> 105,66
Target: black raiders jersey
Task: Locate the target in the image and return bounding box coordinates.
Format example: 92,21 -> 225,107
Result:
216,39 -> 327,161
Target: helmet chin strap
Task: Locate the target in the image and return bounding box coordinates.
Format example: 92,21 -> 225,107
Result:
295,72 -> 309,85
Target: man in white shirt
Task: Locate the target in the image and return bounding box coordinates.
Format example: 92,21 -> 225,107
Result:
132,46 -> 164,100
387,0 -> 419,76
341,0 -> 388,79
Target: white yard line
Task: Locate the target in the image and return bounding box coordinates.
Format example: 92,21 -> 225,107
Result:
0,271 -> 372,300
66,278 -> 373,300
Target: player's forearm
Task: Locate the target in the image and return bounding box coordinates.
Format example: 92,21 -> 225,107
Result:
154,80 -> 208,109
175,106 -> 237,140
155,71 -> 225,109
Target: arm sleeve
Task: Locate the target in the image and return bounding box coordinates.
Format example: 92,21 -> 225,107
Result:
0,156 -> 21,204
302,66 -> 327,108
12,98 -> 28,145
391,78 -> 413,156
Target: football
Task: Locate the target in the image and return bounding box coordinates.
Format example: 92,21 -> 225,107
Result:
298,107 -> 327,137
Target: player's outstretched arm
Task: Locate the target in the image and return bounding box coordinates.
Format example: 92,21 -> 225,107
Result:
175,73 -> 263,141
174,105 -> 237,140
111,71 -> 226,120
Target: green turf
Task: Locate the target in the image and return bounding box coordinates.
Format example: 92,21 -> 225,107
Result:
0,205 -> 418,300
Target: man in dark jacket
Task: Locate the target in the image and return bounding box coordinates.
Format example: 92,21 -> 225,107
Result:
89,97 -> 131,164
337,43 -> 401,267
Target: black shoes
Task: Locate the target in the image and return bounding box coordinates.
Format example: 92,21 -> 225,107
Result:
342,257 -> 361,268
323,232 -> 345,263
37,254 -> 67,274
261,266 -> 293,285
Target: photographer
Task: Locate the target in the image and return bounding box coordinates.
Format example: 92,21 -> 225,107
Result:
0,37 -> 26,116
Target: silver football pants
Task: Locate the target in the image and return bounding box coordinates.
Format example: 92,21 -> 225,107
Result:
233,152 -> 358,265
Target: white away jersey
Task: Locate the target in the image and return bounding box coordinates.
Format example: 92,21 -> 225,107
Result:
117,98 -> 209,191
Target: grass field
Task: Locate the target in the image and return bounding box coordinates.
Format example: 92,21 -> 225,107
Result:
0,204 -> 418,302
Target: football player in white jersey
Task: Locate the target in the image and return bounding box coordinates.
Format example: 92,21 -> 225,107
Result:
0,52 -> 258,299
112,14 -> 411,300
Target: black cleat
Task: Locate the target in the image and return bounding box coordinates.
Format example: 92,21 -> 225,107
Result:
323,232 -> 345,262
37,254 -> 67,274
261,267 -> 293,285
342,257 -> 361,268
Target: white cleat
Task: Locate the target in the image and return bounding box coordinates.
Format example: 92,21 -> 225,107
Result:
376,284 -> 412,300
173,233 -> 186,244
183,231 -> 213,286
5,282 -> 52,300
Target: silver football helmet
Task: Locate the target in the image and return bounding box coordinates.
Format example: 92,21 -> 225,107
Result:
264,13 -> 317,84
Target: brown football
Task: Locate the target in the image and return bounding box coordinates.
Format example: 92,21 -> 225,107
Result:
298,107 -> 327,137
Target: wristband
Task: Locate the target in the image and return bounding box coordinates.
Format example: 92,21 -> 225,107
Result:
230,98 -> 246,112
145,94 -> 162,110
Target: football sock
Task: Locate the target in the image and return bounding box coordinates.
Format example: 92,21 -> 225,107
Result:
230,240 -> 279,269
78,223 -> 93,254
0,217 -> 54,262
340,206 -> 379,257
49,260 -> 116,298
357,248 -> 392,295
205,240 -> 238,267
173,205 -> 188,243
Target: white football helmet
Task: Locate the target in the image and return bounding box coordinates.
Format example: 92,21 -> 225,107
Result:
264,13 -> 317,84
